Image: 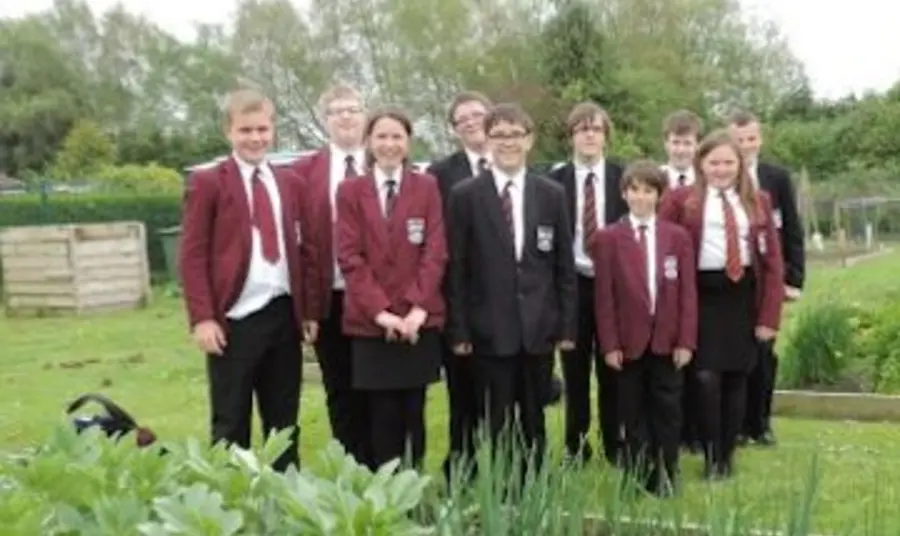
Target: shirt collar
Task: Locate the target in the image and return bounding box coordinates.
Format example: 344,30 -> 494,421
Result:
493,167 -> 525,193
465,148 -> 491,173
374,166 -> 402,190
575,158 -> 604,177
630,213 -> 655,230
232,152 -> 267,181
330,143 -> 365,169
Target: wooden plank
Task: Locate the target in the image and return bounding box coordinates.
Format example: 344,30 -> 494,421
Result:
76,280 -> 144,296
76,267 -> 143,283
0,242 -> 69,258
136,222 -> 152,304
0,225 -> 73,244
773,390 -> 900,422
3,267 -> 74,284
73,222 -> 142,241
5,282 -> 75,296
75,254 -> 143,269
73,238 -> 141,257
5,306 -> 74,318
1,256 -> 72,271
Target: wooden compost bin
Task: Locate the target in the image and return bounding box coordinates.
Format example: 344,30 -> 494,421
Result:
0,222 -> 152,316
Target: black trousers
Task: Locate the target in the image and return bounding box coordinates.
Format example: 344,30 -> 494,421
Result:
367,388 -> 427,470
561,275 -> 620,461
207,295 -> 301,472
441,339 -> 481,478
680,362 -> 700,448
617,353 -> 683,493
314,291 -> 371,466
474,352 -> 548,471
695,370 -> 747,470
744,339 -> 777,438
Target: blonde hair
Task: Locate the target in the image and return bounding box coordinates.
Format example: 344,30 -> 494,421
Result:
566,101 -> 612,137
317,84 -> 363,115
223,88 -> 273,127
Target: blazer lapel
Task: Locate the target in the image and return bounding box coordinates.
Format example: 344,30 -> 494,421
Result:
311,149 -> 332,218
655,222 -> 670,299
603,161 -> 619,224
562,164 -> 576,233
221,158 -> 252,250
360,176 -> 390,249
523,172 -> 540,254
387,169 -> 415,241
621,222 -> 651,311
480,173 -> 515,250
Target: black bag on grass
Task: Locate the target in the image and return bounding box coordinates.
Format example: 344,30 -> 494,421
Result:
67,393 -> 158,447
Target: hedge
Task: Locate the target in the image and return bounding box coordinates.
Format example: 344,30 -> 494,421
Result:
0,193 -> 182,274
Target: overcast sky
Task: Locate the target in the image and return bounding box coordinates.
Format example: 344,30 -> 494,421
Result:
3,0 -> 898,100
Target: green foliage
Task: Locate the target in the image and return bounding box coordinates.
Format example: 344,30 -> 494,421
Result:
51,119 -> 117,179
781,294 -> 900,394
92,164 -> 183,195
0,193 -> 181,272
779,298 -> 865,390
0,426 -> 432,535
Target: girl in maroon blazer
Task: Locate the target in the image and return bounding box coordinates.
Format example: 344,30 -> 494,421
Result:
336,108 -> 448,470
593,160 -> 697,497
658,130 -> 784,480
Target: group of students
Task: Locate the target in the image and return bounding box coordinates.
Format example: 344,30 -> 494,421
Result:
178,84 -> 804,497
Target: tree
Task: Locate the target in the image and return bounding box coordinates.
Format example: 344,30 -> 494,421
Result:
51,119 -> 116,179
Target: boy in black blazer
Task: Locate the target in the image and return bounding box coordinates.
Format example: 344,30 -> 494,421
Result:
448,103 -> 577,468
728,110 -> 805,446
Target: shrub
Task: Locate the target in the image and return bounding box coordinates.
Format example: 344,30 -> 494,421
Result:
779,297 -> 866,390
855,301 -> 900,394
92,164 -> 184,195
0,193 -> 181,274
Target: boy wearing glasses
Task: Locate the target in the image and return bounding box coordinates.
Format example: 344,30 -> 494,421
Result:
550,102 -> 628,465
293,85 -> 370,466
447,103 -> 576,467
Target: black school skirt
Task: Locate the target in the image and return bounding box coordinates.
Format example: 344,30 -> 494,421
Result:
352,328 -> 442,390
694,270 -> 758,373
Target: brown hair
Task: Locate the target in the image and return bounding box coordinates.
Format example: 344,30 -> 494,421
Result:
317,84 -> 363,114
447,90 -> 493,125
566,101 -> 612,137
483,103 -> 534,134
727,109 -> 759,127
223,88 -> 274,126
621,160 -> 667,198
363,108 -> 413,169
689,129 -> 761,222
663,110 -> 703,139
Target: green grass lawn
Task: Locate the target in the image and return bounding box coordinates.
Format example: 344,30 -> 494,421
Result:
3,249 -> 900,533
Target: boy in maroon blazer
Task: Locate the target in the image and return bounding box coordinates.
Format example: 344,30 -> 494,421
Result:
292,85 -> 371,466
179,88 -> 314,472
592,160 -> 698,496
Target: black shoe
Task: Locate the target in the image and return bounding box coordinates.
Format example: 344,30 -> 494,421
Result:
702,460 -> 732,481
752,431 -> 777,447
736,434 -> 749,447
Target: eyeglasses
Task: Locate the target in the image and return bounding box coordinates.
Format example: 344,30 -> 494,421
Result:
326,106 -> 364,116
453,112 -> 486,126
487,131 -> 528,141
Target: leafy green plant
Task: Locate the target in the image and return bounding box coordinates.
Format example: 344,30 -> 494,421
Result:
779,296 -> 865,390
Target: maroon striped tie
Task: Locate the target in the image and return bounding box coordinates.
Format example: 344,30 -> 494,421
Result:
583,172 -> 597,253
501,181 -> 514,239
721,190 -> 744,282
251,168 -> 280,263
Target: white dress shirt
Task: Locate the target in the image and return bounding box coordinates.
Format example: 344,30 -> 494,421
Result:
493,168 -> 525,261
329,144 -> 365,290
227,154 -> 290,320
374,166 -> 402,216
660,164 -> 695,189
630,214 -> 657,314
465,148 -> 491,176
574,160 -> 605,276
698,187 -> 751,271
